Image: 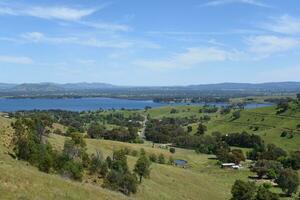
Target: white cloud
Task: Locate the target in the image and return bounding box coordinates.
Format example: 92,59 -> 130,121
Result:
78,21 -> 130,32
0,55 -> 33,64
0,3 -> 97,21
19,32 -> 160,49
262,15 -> 300,35
200,0 -> 271,8
246,35 -> 300,58
134,47 -> 241,70
21,32 -> 77,43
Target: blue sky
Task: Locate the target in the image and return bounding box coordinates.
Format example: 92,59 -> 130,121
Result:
0,0 -> 300,86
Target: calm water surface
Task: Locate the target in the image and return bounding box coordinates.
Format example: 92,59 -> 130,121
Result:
0,97 -> 273,112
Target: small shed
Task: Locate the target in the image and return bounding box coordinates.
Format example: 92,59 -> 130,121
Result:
221,163 -> 241,170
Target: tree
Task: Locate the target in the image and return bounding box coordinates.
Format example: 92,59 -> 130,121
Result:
255,186 -> 279,200
276,100 -> 289,114
231,149 -> 245,164
297,93 -> 300,101
134,155 -> 151,183
231,180 -> 256,200
251,160 -> 283,179
87,122 -> 106,139
232,110 -> 241,120
196,123 -> 207,135
158,154 -> 165,164
276,168 -> 299,196
149,153 -> 157,163
281,151 -> 300,170
89,151 -> 105,175
119,172 -> 138,195
260,144 -> 287,161
63,132 -> 87,160
111,149 -> 129,174
187,126 -> 193,133
169,147 -> 176,154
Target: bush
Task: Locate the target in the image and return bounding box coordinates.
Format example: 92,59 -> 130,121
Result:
60,160 -> 83,181
276,168 -> 299,196
168,156 -> 174,165
256,186 -> 279,200
231,180 -> 256,200
149,153 -> 157,163
158,154 -> 165,164
131,150 -> 138,157
281,131 -> 288,137
169,147 -> 176,154
119,173 -> 138,195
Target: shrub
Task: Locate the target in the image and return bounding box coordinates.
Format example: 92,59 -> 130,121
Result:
158,154 -> 165,164
276,168 -> 299,196
168,156 -> 174,165
231,180 -> 256,200
131,150 -> 138,157
60,160 -> 83,181
169,147 -> 176,154
281,131 -> 288,137
119,173 -> 138,195
149,153 -> 157,163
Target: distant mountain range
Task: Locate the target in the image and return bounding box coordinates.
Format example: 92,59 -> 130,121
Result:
185,82 -> 300,91
0,82 -> 116,93
0,82 -> 299,98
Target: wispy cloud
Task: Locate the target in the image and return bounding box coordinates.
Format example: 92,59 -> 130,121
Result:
20,32 -> 132,48
0,2 -> 130,32
200,0 -> 271,8
246,35 -> 300,58
147,29 -> 265,37
77,21 -> 131,32
0,55 -> 33,64
17,32 -> 160,49
21,32 -> 77,43
0,3 -> 98,21
261,15 -> 300,35
134,47 -> 241,70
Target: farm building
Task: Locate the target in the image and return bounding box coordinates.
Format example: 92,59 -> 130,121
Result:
221,163 -> 241,169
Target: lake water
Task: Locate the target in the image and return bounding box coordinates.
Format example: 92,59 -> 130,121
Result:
0,97 -> 273,112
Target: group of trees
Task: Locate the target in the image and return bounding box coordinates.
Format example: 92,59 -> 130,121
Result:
229,133 -> 300,199
87,122 -> 138,142
12,116 -> 88,180
145,118 -> 187,143
11,110 -> 144,138
102,149 -> 151,195
199,105 -> 218,113
223,132 -> 263,148
11,115 -> 152,196
231,180 -> 279,200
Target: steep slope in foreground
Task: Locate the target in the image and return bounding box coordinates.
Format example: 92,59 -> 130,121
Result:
0,145 -> 127,200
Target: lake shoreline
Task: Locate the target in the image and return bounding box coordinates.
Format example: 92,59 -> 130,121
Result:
0,97 -> 274,112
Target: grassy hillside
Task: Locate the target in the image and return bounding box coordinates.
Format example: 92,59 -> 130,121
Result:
1,102 -> 299,200
0,114 -> 252,200
146,104 -> 300,152
47,133 -> 253,200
